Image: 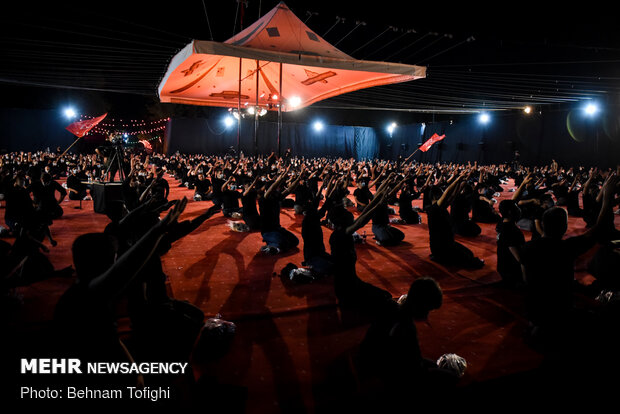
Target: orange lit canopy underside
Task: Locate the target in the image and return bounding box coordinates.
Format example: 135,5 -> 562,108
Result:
158,2 -> 426,112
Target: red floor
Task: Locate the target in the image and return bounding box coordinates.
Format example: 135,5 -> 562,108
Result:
4,176 -> 614,412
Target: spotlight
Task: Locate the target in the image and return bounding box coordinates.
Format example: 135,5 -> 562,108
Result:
64,107 -> 77,119
313,121 -> 324,132
387,122 -> 397,135
272,94 -> 278,100
584,103 -> 599,116
523,106 -> 532,114
123,133 -> 128,138
478,112 -> 490,124
247,106 -> 255,115
288,96 -> 302,108
224,115 -> 235,128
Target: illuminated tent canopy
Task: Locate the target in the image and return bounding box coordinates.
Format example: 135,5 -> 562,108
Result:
158,2 -> 426,112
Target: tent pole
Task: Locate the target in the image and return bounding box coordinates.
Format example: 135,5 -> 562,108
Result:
237,57 -> 242,157
254,60 -> 259,156
277,62 -> 282,157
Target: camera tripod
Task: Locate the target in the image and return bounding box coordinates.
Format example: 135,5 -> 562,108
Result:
103,143 -> 127,182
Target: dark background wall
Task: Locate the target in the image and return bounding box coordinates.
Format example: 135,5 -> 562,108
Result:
2,106 -> 619,167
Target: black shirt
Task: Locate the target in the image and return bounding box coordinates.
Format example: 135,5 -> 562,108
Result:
194,178 -> 211,195
259,192 -> 282,232
29,180 -> 66,211
302,208 -> 326,260
520,235 -> 594,326
427,203 -> 454,255
496,221 -> 525,282
4,185 -> 35,224
241,189 -> 259,218
222,189 -> 241,209
354,186 -> 373,206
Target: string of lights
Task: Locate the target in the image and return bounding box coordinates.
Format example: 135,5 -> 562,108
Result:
76,114 -> 170,138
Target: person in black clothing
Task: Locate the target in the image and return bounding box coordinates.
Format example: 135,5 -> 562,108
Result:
353,178 -> 373,212
150,167 -> 170,203
426,170 -> 484,269
450,183 -> 481,237
241,177 -> 261,231
220,176 -> 242,218
210,169 -> 226,208
258,167 -> 301,254
398,182 -> 421,225
371,175 -> 406,246
293,174 -> 315,215
4,174 -> 35,234
472,183 -> 502,224
360,277 -> 459,395
496,199 -> 526,288
193,173 -> 211,201
519,173 -> 618,351
329,177 -> 394,310
30,172 -> 66,222
53,198 -> 187,379
66,165 -> 88,208
126,202 -> 221,362
95,136 -> 126,182
300,191 -> 333,276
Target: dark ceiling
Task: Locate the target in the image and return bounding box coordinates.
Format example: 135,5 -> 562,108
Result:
1,0 -> 619,121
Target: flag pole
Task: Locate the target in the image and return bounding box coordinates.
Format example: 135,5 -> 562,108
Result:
404,147 -> 420,163
59,136 -> 82,158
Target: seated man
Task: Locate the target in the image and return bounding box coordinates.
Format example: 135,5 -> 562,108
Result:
66,165 -> 88,208
258,167 -> 301,254
496,199 -> 526,288
427,171 -> 484,269
53,198 -> 187,368
519,173 -> 618,350
360,277 -> 460,396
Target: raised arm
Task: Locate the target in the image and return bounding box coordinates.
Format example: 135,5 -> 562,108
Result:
581,173 -> 618,240
437,171 -> 466,208
345,180 -> 392,235
243,176 -> 260,197
88,197 -> 187,301
512,173 -> 533,201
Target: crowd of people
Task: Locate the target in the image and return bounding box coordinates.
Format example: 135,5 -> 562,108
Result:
2,142 -> 619,408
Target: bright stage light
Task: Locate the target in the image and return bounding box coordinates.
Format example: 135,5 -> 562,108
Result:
584,103 -> 599,116
288,96 -> 302,108
478,112 -> 490,124
387,122 -> 397,135
523,106 -> 532,114
64,108 -> 77,119
224,115 -> 235,128
123,133 -> 128,138
313,121 -> 324,132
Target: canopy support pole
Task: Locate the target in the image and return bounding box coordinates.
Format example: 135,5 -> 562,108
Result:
277,62 -> 283,157
254,60 -> 259,156
237,57 -> 242,157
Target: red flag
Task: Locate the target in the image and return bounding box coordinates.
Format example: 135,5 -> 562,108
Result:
139,140 -> 153,151
419,133 -> 445,152
65,113 -> 107,138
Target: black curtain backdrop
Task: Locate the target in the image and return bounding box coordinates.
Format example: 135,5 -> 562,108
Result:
2,107 -> 619,167
0,108 -> 78,153
165,116 -> 380,160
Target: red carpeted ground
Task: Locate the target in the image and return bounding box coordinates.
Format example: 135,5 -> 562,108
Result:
3,176 -> 615,412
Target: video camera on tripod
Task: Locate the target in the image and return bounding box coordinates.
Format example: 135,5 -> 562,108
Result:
99,133 -> 127,182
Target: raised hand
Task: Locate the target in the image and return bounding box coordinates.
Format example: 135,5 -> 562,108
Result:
161,197 -> 188,228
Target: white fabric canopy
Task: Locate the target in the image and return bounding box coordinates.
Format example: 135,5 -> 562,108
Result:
158,2 -> 425,111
